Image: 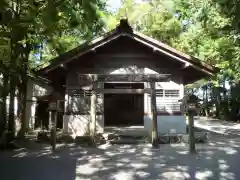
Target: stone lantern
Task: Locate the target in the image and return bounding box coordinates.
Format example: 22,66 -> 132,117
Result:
179,94 -> 201,153
179,94 -> 201,114
41,92 -> 62,152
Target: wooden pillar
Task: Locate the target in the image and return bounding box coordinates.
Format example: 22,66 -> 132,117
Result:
90,82 -> 97,136
150,81 -> 159,148
63,89 -> 69,133
188,113 -> 196,153
48,109 -> 57,152
50,111 -> 57,152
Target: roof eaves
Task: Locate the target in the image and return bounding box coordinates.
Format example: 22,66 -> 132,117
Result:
28,70 -> 52,84
133,31 -> 217,75
40,29 -> 126,73
126,32 -> 214,76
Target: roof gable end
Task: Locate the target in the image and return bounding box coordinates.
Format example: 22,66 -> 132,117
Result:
39,19 -> 218,77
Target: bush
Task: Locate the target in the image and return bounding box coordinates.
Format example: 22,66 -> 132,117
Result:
57,134 -> 74,143
37,131 -> 50,143
75,136 -> 95,146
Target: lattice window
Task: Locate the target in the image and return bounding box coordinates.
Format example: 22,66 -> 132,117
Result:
68,89 -> 91,114
164,90 -> 179,97
67,89 -> 103,114
156,89 -> 164,97
148,89 -> 181,113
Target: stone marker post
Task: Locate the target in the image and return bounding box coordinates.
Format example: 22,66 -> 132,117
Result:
179,94 -> 200,153
47,94 -> 61,152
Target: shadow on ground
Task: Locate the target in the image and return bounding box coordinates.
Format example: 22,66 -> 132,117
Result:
194,116 -> 240,137
1,135 -> 240,180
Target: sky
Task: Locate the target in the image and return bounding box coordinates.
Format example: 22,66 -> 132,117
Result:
107,0 -> 121,12
106,0 -> 144,12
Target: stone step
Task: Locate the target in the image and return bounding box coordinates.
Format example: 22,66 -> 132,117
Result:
102,132 -> 147,144
116,134 -> 145,139
109,139 -> 146,144
103,132 -> 146,141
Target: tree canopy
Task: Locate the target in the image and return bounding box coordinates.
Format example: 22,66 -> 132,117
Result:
2,0 -> 240,141
103,0 -> 240,120
0,0 -> 107,139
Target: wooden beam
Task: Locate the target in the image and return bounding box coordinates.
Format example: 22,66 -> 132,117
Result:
95,53 -> 151,59
181,62 -> 190,69
95,88 -> 152,94
78,74 -> 170,82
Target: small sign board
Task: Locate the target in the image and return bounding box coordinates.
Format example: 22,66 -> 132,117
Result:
187,103 -> 197,111
48,102 -> 58,111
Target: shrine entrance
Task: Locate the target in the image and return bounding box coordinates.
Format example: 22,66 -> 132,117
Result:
77,73 -> 170,137
104,83 -> 144,126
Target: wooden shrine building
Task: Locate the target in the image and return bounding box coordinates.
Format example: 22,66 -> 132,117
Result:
37,19 -> 217,136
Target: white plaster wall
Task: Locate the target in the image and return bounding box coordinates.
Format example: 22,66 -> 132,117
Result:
64,115 -> 104,137
67,115 -> 90,137
63,80 -> 104,136
144,115 -> 186,136
3,78 -> 51,132
26,79 -> 52,129
143,67 -> 185,136
96,115 -> 104,133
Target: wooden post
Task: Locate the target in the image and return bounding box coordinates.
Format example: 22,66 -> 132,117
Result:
188,113 -> 195,153
90,83 -> 97,137
179,94 -> 198,153
150,81 -> 158,148
50,110 -> 57,152
48,100 -> 58,152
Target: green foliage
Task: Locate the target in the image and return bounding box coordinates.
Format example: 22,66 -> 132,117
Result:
103,0 -> 240,119
0,0 -> 106,68
0,0 -> 106,138
0,38 -> 11,67
2,0 -> 240,123
105,0 -> 181,44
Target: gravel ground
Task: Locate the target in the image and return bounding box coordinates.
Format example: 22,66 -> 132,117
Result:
1,117 -> 240,180
194,117 -> 240,138
1,136 -> 240,180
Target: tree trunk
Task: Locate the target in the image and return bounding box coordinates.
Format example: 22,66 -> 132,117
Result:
18,78 -> 27,137
222,80 -> 229,120
8,41 -> 17,142
150,82 -> 158,148
8,73 -> 16,141
205,87 -> 209,117
215,89 -> 220,118
202,88 -> 205,116
0,74 -> 9,133
18,45 -> 31,138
